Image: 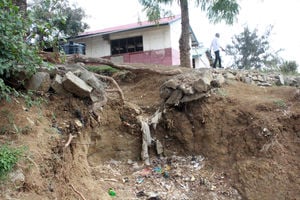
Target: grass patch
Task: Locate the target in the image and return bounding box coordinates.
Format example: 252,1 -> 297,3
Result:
22,91 -> 47,108
0,144 -> 26,179
87,65 -> 119,76
273,99 -> 287,109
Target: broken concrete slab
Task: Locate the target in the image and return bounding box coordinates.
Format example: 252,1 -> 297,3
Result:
165,90 -> 183,105
51,74 -> 67,94
160,87 -> 173,100
80,70 -> 106,91
180,92 -> 207,103
62,71 -> 93,97
211,73 -> 225,88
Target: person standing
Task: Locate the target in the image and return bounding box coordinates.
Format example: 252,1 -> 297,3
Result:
210,33 -> 224,68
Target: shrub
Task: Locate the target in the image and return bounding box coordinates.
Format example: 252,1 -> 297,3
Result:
280,61 -> 298,74
0,144 -> 25,179
0,0 -> 42,99
87,65 -> 119,76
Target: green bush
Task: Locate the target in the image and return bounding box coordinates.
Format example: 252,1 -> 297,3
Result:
0,78 -> 19,101
87,65 -> 119,76
0,0 -> 42,99
280,61 -> 298,74
0,144 -> 25,179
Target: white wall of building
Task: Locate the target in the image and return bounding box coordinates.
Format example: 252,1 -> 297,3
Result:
74,36 -> 110,57
169,20 -> 181,51
110,25 -> 172,51
142,26 -> 171,51
73,24 -> 178,57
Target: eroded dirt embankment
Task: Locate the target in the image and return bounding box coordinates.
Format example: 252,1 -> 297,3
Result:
0,71 -> 299,200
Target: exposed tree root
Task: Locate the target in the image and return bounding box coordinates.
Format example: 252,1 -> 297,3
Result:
64,134 -> 76,148
70,184 -> 87,200
94,73 -> 125,102
67,54 -> 183,75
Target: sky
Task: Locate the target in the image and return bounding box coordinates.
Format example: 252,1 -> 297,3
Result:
71,0 -> 300,68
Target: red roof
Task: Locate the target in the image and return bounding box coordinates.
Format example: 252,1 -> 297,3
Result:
79,15 -> 181,37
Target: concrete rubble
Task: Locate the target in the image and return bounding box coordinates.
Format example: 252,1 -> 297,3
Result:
160,70 -> 212,105
24,64 -> 300,109
62,71 -> 93,98
159,68 -> 300,106
24,63 -> 108,110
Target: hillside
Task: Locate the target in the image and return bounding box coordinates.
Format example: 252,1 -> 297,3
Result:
0,65 -> 299,200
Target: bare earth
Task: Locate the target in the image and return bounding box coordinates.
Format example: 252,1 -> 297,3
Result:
0,66 -> 299,200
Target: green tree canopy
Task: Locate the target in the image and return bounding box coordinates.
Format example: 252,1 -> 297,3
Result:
0,0 -> 41,76
0,0 -> 42,100
28,0 -> 89,50
280,61 -> 298,74
226,26 -> 282,70
138,0 -> 240,67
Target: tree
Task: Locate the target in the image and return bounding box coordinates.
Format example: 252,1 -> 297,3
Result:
0,0 -> 42,100
28,0 -> 89,50
226,26 -> 282,70
138,0 -> 240,68
280,61 -> 298,74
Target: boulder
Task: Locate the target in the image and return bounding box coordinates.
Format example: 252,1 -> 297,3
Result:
62,71 -> 93,97
51,74 -> 67,94
211,73 -> 225,88
160,69 -> 213,105
180,93 -> 207,103
275,74 -> 285,86
25,72 -> 51,92
166,90 -> 183,105
9,169 -> 25,188
80,70 -> 107,108
193,70 -> 212,92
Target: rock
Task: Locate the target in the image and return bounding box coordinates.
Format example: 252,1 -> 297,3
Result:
25,72 -> 51,92
74,119 -> 83,128
179,84 -> 194,95
62,71 -> 93,97
90,89 -> 107,106
9,169 -> 25,187
164,79 -> 179,89
80,70 -> 107,107
193,78 -> 211,92
193,70 -> 212,92
275,74 -> 285,86
160,87 -> 173,100
211,73 -> 225,87
80,70 -> 106,91
156,140 -> 163,155
165,90 -> 183,105
124,101 -> 142,115
244,76 -> 253,84
257,82 -> 272,87
180,92 -> 207,103
51,74 -> 67,94
284,76 -> 300,87
224,72 -> 236,80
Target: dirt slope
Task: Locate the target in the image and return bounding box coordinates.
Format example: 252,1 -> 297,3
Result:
0,67 -> 299,200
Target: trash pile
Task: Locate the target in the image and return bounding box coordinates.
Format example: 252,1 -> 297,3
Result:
91,155 -> 242,199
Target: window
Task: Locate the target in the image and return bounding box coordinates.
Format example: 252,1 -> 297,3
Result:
111,36 -> 143,55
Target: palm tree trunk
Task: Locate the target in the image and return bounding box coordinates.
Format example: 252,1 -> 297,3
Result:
179,0 -> 191,68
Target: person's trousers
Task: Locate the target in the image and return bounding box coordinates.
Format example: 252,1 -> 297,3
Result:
213,50 -> 222,68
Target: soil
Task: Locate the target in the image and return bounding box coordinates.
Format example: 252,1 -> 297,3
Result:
0,65 -> 299,200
